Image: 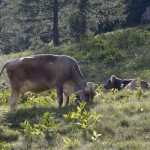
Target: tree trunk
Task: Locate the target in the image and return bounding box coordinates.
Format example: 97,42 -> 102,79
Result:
53,0 -> 59,46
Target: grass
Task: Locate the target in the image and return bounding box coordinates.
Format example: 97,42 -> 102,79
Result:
0,89 -> 149,150
0,25 -> 150,149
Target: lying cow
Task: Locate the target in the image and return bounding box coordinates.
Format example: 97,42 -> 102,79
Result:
0,54 -> 98,110
103,75 -> 149,91
126,78 -> 150,90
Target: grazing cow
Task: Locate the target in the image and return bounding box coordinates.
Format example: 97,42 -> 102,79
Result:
103,75 -> 149,91
0,54 -> 98,110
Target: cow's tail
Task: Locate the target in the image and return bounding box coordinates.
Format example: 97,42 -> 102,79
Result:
0,62 -> 9,77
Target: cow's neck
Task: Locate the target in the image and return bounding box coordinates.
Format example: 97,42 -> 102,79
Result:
72,72 -> 86,90
75,80 -> 86,91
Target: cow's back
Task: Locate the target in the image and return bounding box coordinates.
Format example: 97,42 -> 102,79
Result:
5,54 -> 78,93
126,79 -> 149,90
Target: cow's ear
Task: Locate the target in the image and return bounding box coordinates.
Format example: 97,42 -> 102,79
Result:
111,75 -> 116,83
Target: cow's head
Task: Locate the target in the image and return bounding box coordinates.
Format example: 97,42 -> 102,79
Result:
74,82 -> 99,102
103,75 -> 123,91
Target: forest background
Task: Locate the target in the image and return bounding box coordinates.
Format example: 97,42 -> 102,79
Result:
1,0 -> 150,54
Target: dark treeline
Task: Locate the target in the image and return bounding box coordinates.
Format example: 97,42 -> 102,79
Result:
0,0 -> 150,54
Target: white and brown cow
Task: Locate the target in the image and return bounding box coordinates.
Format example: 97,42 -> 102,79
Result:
0,54 -> 98,110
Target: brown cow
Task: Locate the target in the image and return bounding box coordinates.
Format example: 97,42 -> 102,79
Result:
103,75 -> 132,91
0,54 -> 98,110
103,75 -> 149,91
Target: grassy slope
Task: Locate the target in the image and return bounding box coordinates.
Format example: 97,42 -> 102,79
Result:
0,25 -> 150,150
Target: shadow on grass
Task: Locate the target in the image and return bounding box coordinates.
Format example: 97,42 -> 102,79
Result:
4,102 -> 93,129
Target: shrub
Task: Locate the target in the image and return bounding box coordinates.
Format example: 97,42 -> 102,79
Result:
63,102 -> 102,130
20,112 -> 56,137
0,91 -> 10,105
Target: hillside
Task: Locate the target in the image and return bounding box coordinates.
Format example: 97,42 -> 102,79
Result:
0,26 -> 150,150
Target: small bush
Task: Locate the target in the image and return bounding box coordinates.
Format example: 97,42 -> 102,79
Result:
0,91 -> 10,105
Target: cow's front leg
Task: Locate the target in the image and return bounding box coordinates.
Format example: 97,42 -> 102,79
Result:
10,90 -> 20,111
56,87 -> 63,108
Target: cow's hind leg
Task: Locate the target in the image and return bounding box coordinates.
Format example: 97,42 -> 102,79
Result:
56,86 -> 63,108
10,90 -> 20,111
63,94 -> 69,107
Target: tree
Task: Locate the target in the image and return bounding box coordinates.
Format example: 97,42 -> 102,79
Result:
125,0 -> 150,27
53,0 -> 59,46
60,0 -> 127,41
0,0 -> 129,53
0,0 -> 59,53
0,0 -> 24,54
17,0 -> 54,46
19,0 -> 59,46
